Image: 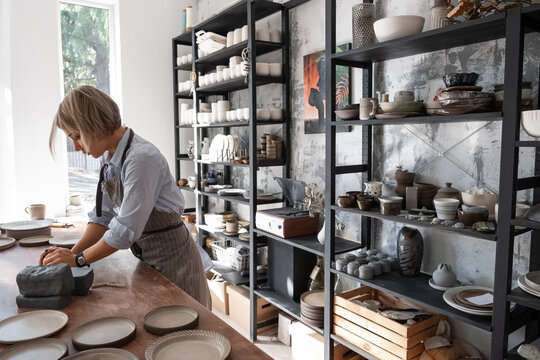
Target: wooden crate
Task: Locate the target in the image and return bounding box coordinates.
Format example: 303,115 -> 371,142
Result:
334,287 -> 443,360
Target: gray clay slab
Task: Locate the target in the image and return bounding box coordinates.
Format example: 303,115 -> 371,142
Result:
17,264 -> 75,297
71,267 -> 94,296
16,294 -> 72,310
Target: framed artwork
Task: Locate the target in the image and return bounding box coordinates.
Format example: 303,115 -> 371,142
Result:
303,43 -> 351,134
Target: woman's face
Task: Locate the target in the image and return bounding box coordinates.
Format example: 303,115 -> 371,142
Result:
64,130 -> 109,158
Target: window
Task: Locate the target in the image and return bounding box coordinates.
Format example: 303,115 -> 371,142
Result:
59,0 -> 117,216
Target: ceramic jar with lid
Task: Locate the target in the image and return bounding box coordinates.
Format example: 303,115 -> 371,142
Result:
432,263 -> 457,287
433,182 -> 462,206
395,165 -> 416,199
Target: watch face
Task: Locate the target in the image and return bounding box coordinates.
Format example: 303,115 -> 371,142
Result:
77,255 -> 85,266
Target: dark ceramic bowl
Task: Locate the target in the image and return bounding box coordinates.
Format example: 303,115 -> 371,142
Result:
442,72 -> 479,88
357,198 -> 373,211
458,210 -> 488,226
335,104 -> 360,120
337,196 -> 355,208
346,191 -> 365,201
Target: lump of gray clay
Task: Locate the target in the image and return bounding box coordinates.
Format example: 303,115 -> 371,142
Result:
16,264 -> 74,297
16,294 -> 72,310
71,267 -> 94,296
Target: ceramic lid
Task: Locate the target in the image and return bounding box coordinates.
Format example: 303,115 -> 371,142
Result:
437,182 -> 460,195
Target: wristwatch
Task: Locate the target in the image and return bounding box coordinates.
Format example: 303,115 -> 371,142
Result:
75,252 -> 89,267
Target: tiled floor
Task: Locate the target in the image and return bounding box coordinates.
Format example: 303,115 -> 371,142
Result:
212,308 -> 292,360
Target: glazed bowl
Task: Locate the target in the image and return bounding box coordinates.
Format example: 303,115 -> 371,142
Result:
434,198 -> 459,220
379,101 -> 424,113
335,104 -> 359,120
521,110 -> 540,139
337,196 -> 356,208
357,198 -> 374,211
378,196 -> 403,215
373,15 -> 425,42
345,191 -> 365,201
462,190 -> 497,220
442,72 -> 479,87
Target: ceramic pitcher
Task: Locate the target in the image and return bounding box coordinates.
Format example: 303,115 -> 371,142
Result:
364,181 -> 383,197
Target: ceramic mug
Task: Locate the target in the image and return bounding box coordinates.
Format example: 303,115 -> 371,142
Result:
222,68 -> 231,81
236,109 -> 244,121
269,63 -> 282,77
226,221 -> 239,234
241,25 -> 249,41
364,181 -> 383,197
229,56 -> 242,68
226,31 -> 234,47
25,204 -> 46,220
233,28 -> 243,44
256,27 -> 270,41
243,108 -> 250,120
256,63 -> 269,76
360,97 -> 378,120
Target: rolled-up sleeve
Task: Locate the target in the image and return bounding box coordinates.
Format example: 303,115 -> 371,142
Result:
102,154 -> 162,249
87,189 -> 115,228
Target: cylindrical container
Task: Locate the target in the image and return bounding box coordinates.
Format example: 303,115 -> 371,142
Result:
227,31 -> 235,47
397,227 -> 423,277
335,259 -> 348,272
181,9 -> 186,33
380,259 -> 392,273
241,25 -> 249,42
352,3 -> 375,49
234,28 -> 243,44
185,6 -> 193,31
358,264 -> 374,279
429,0 -> 453,30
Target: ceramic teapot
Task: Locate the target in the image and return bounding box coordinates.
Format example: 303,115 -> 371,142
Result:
432,263 -> 457,287
364,181 -> 383,197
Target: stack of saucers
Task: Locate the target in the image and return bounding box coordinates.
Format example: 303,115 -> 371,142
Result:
518,271 -> 540,297
443,286 -> 494,316
300,290 -> 324,328
1,220 -> 52,240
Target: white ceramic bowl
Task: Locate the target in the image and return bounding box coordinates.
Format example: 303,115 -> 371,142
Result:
522,110 -> 540,139
270,108 -> 282,120
434,198 -> 459,220
257,108 -> 270,121
462,191 -> 497,220
236,109 -> 244,121
243,108 -> 250,120
373,15 -> 425,42
204,213 -> 224,228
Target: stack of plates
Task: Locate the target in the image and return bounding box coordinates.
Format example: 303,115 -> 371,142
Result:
443,286 -> 494,316
1,220 -> 52,240
300,290 -> 324,328
518,271 -> 540,297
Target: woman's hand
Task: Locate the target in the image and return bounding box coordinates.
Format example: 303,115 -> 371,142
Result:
41,247 -> 76,267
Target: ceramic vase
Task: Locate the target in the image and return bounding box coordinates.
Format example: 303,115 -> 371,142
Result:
352,3 -> 375,49
397,226 -> 423,277
187,140 -> 195,159
395,166 -> 415,199
429,0 -> 454,30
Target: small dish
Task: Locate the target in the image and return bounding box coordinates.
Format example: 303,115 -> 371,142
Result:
71,317 -> 136,350
428,278 -> 461,291
144,306 -> 199,336
0,237 -> 16,251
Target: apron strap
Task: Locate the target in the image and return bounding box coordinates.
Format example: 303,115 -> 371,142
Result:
96,128 -> 134,217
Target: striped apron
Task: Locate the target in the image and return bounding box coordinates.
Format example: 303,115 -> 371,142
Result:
97,129 -> 211,309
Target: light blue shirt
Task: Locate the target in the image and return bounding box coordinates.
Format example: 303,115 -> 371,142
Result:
88,130 -> 185,250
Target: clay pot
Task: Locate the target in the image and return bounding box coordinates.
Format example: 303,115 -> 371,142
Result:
457,209 -> 488,226
379,196 -> 403,215
395,166 -> 415,198
178,178 -> 188,187
414,182 -> 438,210
345,191 -> 365,202
337,196 -> 355,208
432,264 -> 457,287
433,182 -> 462,206
397,227 -> 423,277
357,197 -> 373,211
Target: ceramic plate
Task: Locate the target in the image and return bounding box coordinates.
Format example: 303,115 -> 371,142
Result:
0,237 -> 16,251
518,275 -> 540,297
1,220 -> 52,231
72,317 -> 136,350
64,348 -> 139,360
455,289 -> 493,309
48,232 -> 83,249
217,189 -> 245,196
300,290 -> 324,310
524,271 -> 540,292
144,306 -> 199,336
18,235 -> 52,247
428,278 -> 461,291
0,310 -> 69,344
443,286 -> 493,316
144,330 -> 231,360
374,113 -> 407,119
0,338 -> 68,359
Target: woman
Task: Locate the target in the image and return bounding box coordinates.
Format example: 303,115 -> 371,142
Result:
41,85 -> 212,309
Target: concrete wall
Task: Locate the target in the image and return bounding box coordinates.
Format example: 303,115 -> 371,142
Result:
0,0 -> 189,220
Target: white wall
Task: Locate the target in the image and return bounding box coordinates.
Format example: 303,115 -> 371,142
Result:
0,0 -> 190,222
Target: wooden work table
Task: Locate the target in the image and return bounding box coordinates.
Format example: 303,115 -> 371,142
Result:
0,242 -> 271,359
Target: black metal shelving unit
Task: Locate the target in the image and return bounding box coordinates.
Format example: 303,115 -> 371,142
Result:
324,3 -> 540,360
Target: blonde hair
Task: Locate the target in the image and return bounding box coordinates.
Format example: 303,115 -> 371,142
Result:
49,86 -> 121,155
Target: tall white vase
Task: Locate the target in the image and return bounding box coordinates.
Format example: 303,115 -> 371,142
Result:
317,221 -> 325,245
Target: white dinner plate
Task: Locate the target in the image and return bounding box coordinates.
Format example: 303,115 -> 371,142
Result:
1,220 -> 52,231
443,286 -> 493,316
18,235 -> 52,247
0,310 -> 69,344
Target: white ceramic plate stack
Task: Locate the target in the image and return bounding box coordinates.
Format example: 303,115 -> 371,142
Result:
300,290 -> 324,328
209,134 -> 239,162
1,220 -> 53,240
443,286 -> 496,316
518,271 -> 540,297
145,330 -> 231,360
196,31 -> 227,55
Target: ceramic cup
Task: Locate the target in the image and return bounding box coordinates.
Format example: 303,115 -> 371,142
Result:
236,109 -> 244,121
229,56 -> 242,68
230,111 -> 238,121
243,108 -> 250,120
216,70 -> 223,82
25,204 -> 46,220
360,97 -> 378,120
256,63 -> 270,76
70,194 -> 81,206
269,63 -> 282,77
269,29 -> 281,43
369,261 -> 383,276
364,181 -> 383,197
234,28 -> 243,44
270,108 -> 282,120
235,64 -> 243,78
188,176 -> 196,189
223,68 -> 231,81
187,54 -> 192,62
241,25 -> 249,41
358,264 -> 374,279
217,100 -> 230,111
226,31 -> 234,47
226,111 -> 232,121
209,73 -> 217,84
257,108 -> 270,121
347,261 -> 361,275
336,259 -> 348,272
218,111 -> 227,122
256,27 -> 270,41
394,90 -> 415,102
226,221 -> 239,234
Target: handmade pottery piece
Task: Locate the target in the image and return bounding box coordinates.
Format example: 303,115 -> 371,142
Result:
72,317 -> 136,350
432,264 -> 457,287
379,196 -> 403,215
395,166 -> 415,199
364,181 -> 383,197
0,237 -> 16,251
337,196 -> 355,208
414,182 -> 438,210
434,198 -> 460,220
425,100 -> 442,115
495,202 -> 530,229
144,306 -> 199,336
0,338 -> 68,360
63,348 -> 138,360
458,209 -> 488,226
429,0 -> 454,30
358,264 -> 374,279
397,227 -> 423,277
363,299 -> 381,311
357,197 -> 373,211
380,259 -> 392,273
472,221 -> 496,233
335,259 -> 348,272
335,104 -> 360,120
0,310 -> 69,344
368,261 -> 382,276
360,98 -> 378,120
373,15 -> 425,42
345,191 -> 364,201
352,3 -> 375,48
186,140 -> 195,159
442,73 -> 479,87
379,101 -> 424,114
144,330 -> 231,360
394,91 -> 414,102
366,249 -> 378,256
462,188 -> 497,220
433,182 -> 462,206
347,261 -> 361,275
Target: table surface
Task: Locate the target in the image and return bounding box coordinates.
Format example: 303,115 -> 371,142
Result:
0,237 -> 271,359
